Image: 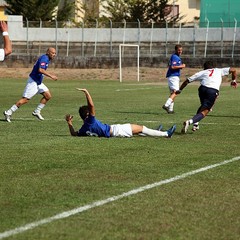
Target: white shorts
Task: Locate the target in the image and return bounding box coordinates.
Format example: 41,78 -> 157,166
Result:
110,124 -> 132,138
167,76 -> 180,92
23,77 -> 49,99
0,49 -> 5,61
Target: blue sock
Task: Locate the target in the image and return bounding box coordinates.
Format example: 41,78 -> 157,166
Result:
192,113 -> 204,124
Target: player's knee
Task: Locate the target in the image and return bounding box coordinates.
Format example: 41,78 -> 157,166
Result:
47,94 -> 52,100
43,92 -> 52,101
17,98 -> 29,106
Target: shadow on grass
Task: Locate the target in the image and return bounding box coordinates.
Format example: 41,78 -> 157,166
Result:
208,114 -> 240,119
115,111 -> 160,115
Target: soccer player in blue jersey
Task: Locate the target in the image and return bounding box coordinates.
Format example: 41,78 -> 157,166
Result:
3,48 -> 57,122
162,44 -> 185,114
177,61 -> 237,133
65,88 -> 176,138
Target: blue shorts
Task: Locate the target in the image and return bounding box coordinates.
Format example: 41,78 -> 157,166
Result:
198,85 -> 219,110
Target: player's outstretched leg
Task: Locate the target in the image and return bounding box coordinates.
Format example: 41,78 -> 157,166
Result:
167,124 -> 176,138
181,121 -> 190,134
3,111 -> 11,122
32,111 -> 44,120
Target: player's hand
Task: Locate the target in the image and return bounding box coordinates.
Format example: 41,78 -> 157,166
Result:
52,75 -> 58,81
0,21 -> 8,32
65,114 -> 73,122
76,88 -> 86,92
175,90 -> 182,94
76,88 -> 89,95
230,80 -> 237,88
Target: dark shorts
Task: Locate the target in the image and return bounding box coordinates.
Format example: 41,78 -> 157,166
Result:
198,85 -> 219,110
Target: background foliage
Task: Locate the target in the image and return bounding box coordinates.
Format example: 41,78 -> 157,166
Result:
5,0 -> 184,26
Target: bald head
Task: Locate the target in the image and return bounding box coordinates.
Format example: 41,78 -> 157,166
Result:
46,47 -> 56,60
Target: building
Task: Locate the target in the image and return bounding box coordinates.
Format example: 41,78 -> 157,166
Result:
170,0 -> 200,23
200,0 -> 240,27
0,0 -> 7,21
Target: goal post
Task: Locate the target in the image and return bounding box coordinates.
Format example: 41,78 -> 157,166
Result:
119,44 -> 140,82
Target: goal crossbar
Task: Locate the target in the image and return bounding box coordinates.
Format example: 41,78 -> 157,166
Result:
119,44 -> 140,82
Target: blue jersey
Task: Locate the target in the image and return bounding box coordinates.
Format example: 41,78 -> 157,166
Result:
166,54 -> 182,77
29,54 -> 50,85
78,115 -> 111,138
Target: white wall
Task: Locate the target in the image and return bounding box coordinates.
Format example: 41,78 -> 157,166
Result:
7,15 -> 240,43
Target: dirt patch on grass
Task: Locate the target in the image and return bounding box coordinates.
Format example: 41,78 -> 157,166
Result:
0,67 -> 238,83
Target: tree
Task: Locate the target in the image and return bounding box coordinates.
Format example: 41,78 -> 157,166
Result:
145,0 -> 185,26
145,0 -> 169,23
5,0 -> 74,22
82,0 -> 99,21
57,0 -> 75,22
99,0 -> 129,22
126,0 -> 147,22
99,0 -> 184,26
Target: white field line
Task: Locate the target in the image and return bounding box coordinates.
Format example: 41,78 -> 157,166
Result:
0,156 -> 240,239
5,118 -> 240,128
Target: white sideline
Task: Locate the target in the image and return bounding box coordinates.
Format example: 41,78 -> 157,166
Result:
0,156 -> 240,239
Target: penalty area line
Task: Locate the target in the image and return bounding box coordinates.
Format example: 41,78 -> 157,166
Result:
0,156 -> 240,239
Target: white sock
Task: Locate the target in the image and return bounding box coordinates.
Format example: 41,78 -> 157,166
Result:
7,104 -> 18,115
34,103 -> 45,113
189,119 -> 193,124
164,98 -> 173,107
169,102 -> 174,111
142,126 -> 167,137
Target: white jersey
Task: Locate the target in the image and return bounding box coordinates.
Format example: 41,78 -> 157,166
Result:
187,67 -> 230,90
0,49 -> 5,61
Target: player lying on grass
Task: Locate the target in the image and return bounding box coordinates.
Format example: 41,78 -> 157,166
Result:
65,88 -> 176,138
176,60 -> 237,133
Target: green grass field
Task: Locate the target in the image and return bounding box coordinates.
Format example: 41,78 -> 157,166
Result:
0,77 -> 240,240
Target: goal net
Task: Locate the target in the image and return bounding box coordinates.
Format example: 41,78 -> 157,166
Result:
119,44 -> 139,82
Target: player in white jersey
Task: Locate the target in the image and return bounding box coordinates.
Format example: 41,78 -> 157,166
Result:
175,61 -> 237,133
0,21 -> 12,61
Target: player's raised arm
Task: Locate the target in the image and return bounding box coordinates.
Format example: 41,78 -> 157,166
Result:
76,88 -> 95,116
0,21 -> 12,57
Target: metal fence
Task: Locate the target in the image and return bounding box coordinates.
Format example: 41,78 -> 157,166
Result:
7,17 -> 240,59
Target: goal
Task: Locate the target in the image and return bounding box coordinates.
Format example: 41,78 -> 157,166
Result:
119,44 -> 140,82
